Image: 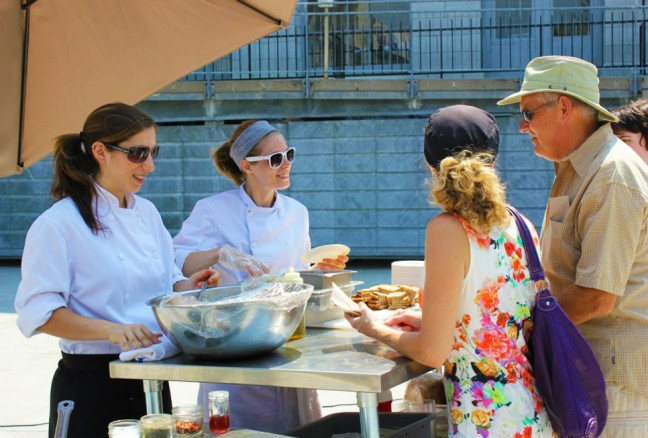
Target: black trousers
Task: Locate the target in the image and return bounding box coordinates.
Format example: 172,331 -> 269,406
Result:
49,352 -> 172,438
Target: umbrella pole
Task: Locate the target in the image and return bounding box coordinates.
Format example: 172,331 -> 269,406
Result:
17,0 -> 38,170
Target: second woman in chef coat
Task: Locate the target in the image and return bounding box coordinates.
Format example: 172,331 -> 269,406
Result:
173,120 -> 347,433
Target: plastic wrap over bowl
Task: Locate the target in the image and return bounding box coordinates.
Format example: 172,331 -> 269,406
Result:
147,282 -> 314,360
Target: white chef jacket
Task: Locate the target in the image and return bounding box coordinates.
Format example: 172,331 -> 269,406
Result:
15,185 -> 185,354
173,184 -> 310,283
174,185 -> 318,433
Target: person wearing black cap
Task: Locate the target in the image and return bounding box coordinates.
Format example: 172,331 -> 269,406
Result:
346,105 -> 554,437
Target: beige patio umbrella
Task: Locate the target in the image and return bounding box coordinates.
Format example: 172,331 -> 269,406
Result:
0,0 -> 298,178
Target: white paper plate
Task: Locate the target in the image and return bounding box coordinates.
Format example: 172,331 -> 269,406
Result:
302,244 -> 350,265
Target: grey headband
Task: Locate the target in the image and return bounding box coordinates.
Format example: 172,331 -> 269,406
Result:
230,121 -> 279,169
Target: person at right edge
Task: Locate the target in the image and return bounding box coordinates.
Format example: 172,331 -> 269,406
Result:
498,55 -> 648,437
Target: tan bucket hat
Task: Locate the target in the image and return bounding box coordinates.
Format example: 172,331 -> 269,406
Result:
497,55 -> 618,122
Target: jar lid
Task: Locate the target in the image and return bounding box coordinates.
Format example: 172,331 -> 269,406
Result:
171,403 -> 203,417
108,419 -> 141,432
172,404 -> 203,415
140,413 -> 174,428
208,390 -> 229,400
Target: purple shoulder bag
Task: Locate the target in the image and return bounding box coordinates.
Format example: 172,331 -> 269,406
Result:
508,206 -> 608,438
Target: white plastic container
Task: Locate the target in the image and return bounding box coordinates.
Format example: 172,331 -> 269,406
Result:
391,261 -> 425,290
305,281 -> 363,324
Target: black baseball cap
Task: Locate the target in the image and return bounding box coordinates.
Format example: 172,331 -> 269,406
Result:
424,105 -> 500,169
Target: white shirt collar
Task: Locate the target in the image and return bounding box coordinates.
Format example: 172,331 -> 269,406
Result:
238,183 -> 282,211
95,183 -> 137,210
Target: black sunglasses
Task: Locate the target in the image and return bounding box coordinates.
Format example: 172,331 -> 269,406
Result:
521,99 -> 559,123
104,143 -> 160,163
245,147 -> 296,168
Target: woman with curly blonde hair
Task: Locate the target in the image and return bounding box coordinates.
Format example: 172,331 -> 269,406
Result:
346,105 -> 554,437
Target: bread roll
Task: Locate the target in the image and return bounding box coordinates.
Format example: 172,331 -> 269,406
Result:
404,371 -> 446,405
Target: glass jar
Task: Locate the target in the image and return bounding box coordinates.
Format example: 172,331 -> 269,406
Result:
108,419 -> 142,437
172,404 -> 204,437
140,413 -> 174,438
208,391 -> 230,435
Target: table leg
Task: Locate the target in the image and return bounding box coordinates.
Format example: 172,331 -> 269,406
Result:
143,379 -> 163,414
357,392 -> 379,438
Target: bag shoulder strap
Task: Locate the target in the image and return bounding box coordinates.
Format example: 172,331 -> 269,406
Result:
506,206 -> 550,296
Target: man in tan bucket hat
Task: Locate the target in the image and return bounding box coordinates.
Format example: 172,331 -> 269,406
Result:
499,55 -> 648,436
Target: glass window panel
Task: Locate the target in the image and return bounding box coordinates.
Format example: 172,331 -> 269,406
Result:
553,0 -> 591,37
496,0 -> 532,39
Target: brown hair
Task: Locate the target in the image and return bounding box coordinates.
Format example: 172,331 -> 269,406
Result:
51,102 -> 156,233
212,120 -> 260,186
430,151 -> 508,234
612,99 -> 648,150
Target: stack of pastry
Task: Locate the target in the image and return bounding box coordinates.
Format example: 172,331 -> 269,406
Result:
352,284 -> 420,310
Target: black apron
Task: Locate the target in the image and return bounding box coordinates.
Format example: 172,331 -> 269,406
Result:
49,352 -> 172,438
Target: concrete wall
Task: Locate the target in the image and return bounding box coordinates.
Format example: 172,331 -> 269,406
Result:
2,73 -> 645,259
0,112 -> 553,259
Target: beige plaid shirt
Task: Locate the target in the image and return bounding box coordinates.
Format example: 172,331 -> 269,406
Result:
540,124 -> 648,396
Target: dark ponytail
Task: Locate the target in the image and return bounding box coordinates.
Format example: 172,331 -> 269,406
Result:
51,103 -> 155,234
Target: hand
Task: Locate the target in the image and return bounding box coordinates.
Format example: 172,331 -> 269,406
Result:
218,244 -> 269,277
175,268 -> 220,292
383,309 -> 422,332
189,268 -> 220,289
316,254 -> 349,271
344,302 -> 383,338
105,322 -> 162,351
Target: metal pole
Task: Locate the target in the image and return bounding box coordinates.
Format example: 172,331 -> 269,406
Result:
143,380 -> 163,414
324,8 -> 330,79
357,392 -> 380,438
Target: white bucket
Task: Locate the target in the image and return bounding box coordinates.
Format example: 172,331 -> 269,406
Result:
391,260 -> 425,290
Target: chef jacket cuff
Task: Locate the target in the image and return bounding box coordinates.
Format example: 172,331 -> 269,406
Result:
16,293 -> 66,338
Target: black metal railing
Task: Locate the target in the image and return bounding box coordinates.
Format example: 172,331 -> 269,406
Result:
180,1 -> 647,82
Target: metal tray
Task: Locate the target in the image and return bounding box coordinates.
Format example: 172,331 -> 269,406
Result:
297,269 -> 356,289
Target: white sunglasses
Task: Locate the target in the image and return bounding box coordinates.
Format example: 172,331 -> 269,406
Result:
245,147 -> 296,168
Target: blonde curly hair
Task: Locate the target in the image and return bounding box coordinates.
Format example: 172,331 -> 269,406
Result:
430,151 -> 508,233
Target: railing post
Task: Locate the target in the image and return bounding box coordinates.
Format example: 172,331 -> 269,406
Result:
304,8 -> 311,97
324,9 -> 330,79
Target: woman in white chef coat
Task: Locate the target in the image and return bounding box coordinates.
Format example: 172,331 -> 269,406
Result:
173,120 -> 347,433
14,103 -> 219,438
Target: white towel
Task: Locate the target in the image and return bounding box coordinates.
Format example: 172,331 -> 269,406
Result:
119,336 -> 180,362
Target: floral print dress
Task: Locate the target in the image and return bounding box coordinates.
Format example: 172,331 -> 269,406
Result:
443,214 -> 554,437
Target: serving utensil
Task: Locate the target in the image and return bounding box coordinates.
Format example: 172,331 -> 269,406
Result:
197,280 -> 209,301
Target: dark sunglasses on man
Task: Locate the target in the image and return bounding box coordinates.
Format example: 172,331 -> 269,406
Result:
104,143 -> 160,163
245,147 -> 296,169
520,99 -> 559,123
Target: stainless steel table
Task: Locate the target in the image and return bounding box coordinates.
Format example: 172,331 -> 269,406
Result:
110,328 -> 431,438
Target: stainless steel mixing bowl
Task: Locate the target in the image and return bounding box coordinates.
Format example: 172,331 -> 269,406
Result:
147,282 -> 314,360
